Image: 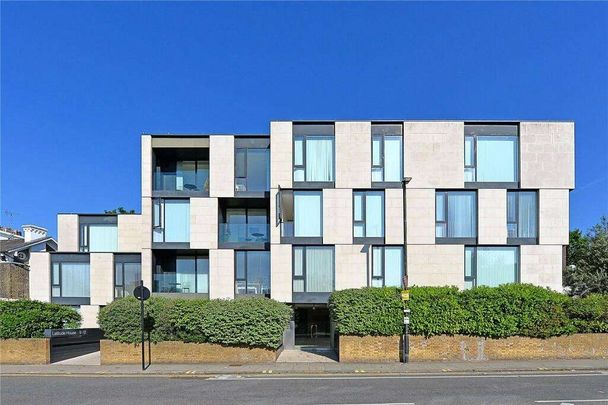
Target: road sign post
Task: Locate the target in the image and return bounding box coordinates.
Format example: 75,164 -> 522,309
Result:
402,275 -> 410,364
133,280 -> 150,371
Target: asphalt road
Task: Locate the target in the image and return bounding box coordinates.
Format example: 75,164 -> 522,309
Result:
1,372 -> 607,405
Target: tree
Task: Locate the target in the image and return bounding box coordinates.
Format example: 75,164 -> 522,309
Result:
564,216 -> 608,296
104,207 -> 136,214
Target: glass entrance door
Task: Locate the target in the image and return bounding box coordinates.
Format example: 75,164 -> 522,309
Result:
294,306 -> 331,347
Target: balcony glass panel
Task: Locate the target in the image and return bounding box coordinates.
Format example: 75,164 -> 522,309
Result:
219,223 -> 269,243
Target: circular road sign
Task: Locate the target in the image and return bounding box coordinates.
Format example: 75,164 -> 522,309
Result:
133,285 -> 151,301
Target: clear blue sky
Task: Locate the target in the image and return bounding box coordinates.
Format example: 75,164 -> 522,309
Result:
2,2 -> 607,237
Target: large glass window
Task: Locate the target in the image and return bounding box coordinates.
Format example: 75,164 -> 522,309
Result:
353,191 -> 384,238
293,124 -> 335,183
372,124 -> 403,183
235,147 -> 270,192
436,191 -> 477,239
293,246 -> 334,293
114,255 -> 141,299
464,125 -> 519,183
153,254 -> 208,293
79,216 -> 118,252
465,246 -> 519,288
235,251 -> 270,297
294,191 -> 323,237
51,258 -> 90,300
220,207 -> 269,243
507,191 -> 538,239
153,199 -> 190,243
371,246 -> 404,287
154,148 -> 209,193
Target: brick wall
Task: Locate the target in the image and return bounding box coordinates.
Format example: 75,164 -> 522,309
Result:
100,340 -> 281,364
0,263 -> 29,299
339,335 -> 401,362
0,339 -> 50,364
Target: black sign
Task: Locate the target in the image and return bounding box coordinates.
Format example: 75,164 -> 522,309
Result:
133,285 -> 151,301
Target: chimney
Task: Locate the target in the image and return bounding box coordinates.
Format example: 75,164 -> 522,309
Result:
22,225 -> 48,242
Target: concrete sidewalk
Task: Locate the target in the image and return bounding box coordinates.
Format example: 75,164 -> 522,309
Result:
1,358 -> 606,377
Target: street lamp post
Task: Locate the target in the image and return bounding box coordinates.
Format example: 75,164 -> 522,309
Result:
401,177 -> 412,364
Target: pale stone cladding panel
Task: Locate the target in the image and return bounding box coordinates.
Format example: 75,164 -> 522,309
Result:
270,121 -> 293,189
141,198 -> 153,249
209,249 -> 234,299
90,253 -> 114,306
80,305 -> 100,328
520,245 -> 563,291
271,244 -> 292,303
190,198 -> 218,249
478,189 -> 507,245
406,189 -> 435,244
539,189 -> 569,245
57,214 -> 79,252
270,189 -> 281,244
335,122 -> 371,189
209,136 -> 235,198
141,249 -> 153,289
385,188 -> 404,244
323,189 -> 352,245
520,122 -> 575,189
141,135 -> 152,198
335,245 -> 367,290
29,252 -> 50,302
404,121 -> 464,189
407,245 -> 464,289
118,214 -> 143,252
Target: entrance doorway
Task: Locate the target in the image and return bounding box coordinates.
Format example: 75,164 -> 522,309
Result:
294,306 -> 331,348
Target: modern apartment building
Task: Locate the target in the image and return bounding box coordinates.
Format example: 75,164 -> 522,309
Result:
29,120 -> 574,348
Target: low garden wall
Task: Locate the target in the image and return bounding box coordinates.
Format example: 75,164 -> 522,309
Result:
339,334 -> 608,362
101,340 -> 281,364
0,338 -> 51,364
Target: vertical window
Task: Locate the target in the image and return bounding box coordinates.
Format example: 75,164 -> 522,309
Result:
235,147 -> 270,192
293,246 -> 334,293
114,255 -> 141,299
153,254 -> 208,294
153,198 -> 190,243
436,191 -> 477,239
51,257 -> 90,301
79,216 -> 118,252
353,191 -> 385,238
371,246 -> 404,287
294,191 -> 322,237
293,124 -> 335,183
235,251 -> 270,297
507,191 -> 538,239
465,247 -> 519,288
464,125 -> 519,183
372,124 -> 403,183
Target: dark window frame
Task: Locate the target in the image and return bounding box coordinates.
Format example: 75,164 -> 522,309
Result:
234,250 -> 271,298
152,254 -> 209,294
292,124 -> 336,187
507,190 -> 539,244
51,254 -> 91,305
435,190 -> 478,242
152,197 -> 190,244
78,216 -> 118,253
370,245 -> 404,287
353,190 -> 385,242
464,246 -> 520,288
371,123 -> 403,185
292,245 -> 335,293
114,255 -> 142,299
234,145 -> 270,193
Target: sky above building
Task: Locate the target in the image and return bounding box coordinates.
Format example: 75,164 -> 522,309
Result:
1,2 -> 607,237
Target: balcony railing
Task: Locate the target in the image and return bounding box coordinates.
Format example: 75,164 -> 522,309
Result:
219,223 -> 269,243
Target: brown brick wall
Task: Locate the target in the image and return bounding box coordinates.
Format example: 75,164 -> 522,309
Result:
0,263 -> 29,299
100,340 -> 281,364
340,334 -> 608,362
0,339 -> 50,364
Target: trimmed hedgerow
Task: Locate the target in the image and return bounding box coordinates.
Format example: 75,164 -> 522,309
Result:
566,294 -> 608,333
98,296 -> 292,349
329,287 -> 403,336
0,300 -> 81,339
408,286 -> 467,337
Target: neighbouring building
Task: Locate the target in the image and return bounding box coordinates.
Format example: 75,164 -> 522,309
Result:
29,121 -> 574,345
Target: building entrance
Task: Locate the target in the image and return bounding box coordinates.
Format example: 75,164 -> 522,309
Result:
294,305 -> 331,348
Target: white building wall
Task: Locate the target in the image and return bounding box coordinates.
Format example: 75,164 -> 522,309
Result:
271,244 -> 292,303
89,253 -> 114,306
118,214 -> 143,252
141,249 -> 153,289
406,188 -> 435,245
385,188 -> 404,244
270,121 -> 293,189
141,135 -> 152,198
79,305 -> 100,328
57,214 -> 79,252
209,249 -> 234,299
539,189 -> 570,245
478,189 -> 507,245
29,252 -> 50,302
407,244 -> 464,289
190,197 -> 219,249
335,122 -> 371,189
335,245 -> 368,290
520,245 -> 563,291
323,188 -> 352,245
209,136 -> 235,198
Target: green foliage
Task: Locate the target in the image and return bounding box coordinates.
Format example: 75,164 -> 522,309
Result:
329,287 -> 403,336
0,300 -> 81,339
565,216 -> 608,296
408,286 -> 466,337
566,294 -> 608,333
99,296 -> 292,349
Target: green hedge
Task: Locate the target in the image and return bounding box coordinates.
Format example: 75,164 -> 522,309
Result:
330,285 -> 608,339
0,300 -> 81,339
98,296 -> 292,349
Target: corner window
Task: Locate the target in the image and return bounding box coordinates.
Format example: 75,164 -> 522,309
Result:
436,191 -> 477,239
465,246 -> 519,289
153,198 -> 190,243
51,255 -> 90,303
464,125 -> 519,183
507,191 -> 538,240
371,246 -> 404,287
79,216 -> 118,252
353,191 -> 384,238
293,246 -> 334,293
293,124 -> 335,183
372,124 -> 403,183
114,255 -> 141,299
153,254 -> 208,294
235,145 -> 270,192
235,251 -> 270,297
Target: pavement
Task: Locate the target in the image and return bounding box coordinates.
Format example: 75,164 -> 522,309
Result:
1,357 -> 607,377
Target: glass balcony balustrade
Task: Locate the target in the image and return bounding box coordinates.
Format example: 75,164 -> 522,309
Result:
219,223 -> 269,243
